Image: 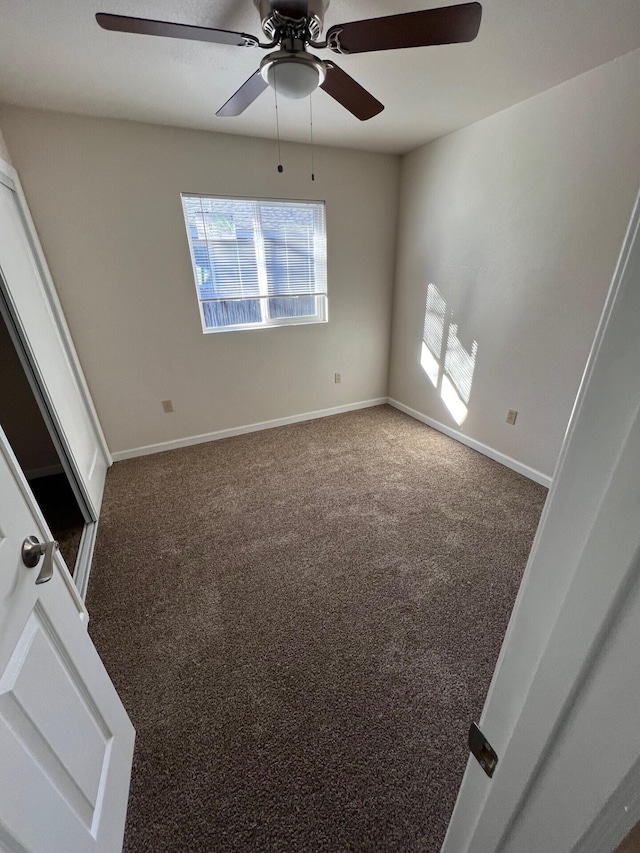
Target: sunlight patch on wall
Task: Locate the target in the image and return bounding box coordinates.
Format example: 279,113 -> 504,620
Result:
442,323 -> 477,425
421,283 -> 446,387
419,283 -> 478,427
440,375 -> 469,425
420,343 -> 440,386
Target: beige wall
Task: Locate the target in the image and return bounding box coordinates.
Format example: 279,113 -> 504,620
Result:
388,48 -> 640,479
3,49 -> 638,474
0,108 -> 399,454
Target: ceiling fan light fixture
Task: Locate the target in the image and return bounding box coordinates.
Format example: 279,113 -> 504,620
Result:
260,51 -> 326,99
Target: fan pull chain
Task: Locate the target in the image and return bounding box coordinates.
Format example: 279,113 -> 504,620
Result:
309,94 -> 315,181
274,80 -> 283,173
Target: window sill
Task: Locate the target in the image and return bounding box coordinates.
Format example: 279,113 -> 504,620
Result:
201,316 -> 328,334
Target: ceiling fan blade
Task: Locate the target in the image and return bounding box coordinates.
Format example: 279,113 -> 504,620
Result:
96,13 -> 259,48
320,63 -> 383,121
216,70 -> 269,117
325,2 -> 482,55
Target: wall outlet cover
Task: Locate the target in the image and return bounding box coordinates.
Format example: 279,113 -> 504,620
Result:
507,409 -> 518,425
162,400 -> 174,413
334,373 -> 341,384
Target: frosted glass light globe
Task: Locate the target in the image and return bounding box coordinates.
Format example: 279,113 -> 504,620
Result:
267,61 -> 320,99
261,51 -> 326,99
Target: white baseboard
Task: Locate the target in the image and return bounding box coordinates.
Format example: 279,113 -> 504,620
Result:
387,398 -> 552,488
110,396 -> 552,488
25,463 -> 64,480
111,398 -> 388,462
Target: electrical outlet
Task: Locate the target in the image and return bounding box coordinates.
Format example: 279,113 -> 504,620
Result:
506,409 -> 518,425
162,400 -> 174,413
334,373 -> 341,384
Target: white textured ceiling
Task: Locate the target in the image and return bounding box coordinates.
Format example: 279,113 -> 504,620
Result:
1,1 -> 640,154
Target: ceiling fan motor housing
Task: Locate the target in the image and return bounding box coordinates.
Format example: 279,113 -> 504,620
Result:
253,0 -> 329,43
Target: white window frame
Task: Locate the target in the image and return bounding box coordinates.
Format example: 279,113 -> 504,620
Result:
181,193 -> 328,334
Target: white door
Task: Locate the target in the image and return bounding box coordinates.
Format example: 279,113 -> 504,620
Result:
442,194 -> 640,851
0,170 -> 110,517
0,427 -> 134,852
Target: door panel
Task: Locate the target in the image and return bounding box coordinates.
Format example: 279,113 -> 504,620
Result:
441,193 -> 640,852
0,428 -> 134,852
0,179 -> 108,516
2,610 -> 110,809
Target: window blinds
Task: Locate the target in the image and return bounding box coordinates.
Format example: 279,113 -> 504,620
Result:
181,195 -> 327,330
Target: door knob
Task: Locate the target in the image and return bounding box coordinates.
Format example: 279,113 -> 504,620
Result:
21,536 -> 58,585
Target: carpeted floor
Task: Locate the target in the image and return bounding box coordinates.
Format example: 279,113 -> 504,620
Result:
615,820 -> 640,853
87,405 -> 547,853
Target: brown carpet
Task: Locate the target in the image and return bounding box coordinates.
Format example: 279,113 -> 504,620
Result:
615,819 -> 640,852
87,405 -> 547,853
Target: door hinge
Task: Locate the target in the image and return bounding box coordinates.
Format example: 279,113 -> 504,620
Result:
469,722 -> 498,778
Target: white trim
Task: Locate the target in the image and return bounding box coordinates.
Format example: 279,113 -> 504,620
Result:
25,463 -> 65,480
0,156 -> 18,186
73,521 -> 99,609
111,396 -> 553,487
111,398 -> 388,461
0,172 -> 15,191
0,159 -> 112,473
387,398 -> 552,488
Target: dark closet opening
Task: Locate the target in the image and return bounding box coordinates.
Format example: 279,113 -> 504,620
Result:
0,312 -> 85,573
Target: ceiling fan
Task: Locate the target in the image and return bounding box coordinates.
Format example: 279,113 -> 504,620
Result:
96,0 -> 482,121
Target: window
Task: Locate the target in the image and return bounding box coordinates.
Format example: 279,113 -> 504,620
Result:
181,195 -> 327,333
